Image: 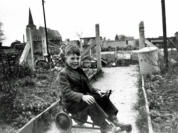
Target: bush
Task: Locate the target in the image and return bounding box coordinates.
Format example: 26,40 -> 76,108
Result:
15,65 -> 34,78
15,76 -> 35,87
0,64 -> 34,126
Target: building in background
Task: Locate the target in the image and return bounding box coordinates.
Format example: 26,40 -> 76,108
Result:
20,9 -> 62,67
102,35 -> 137,51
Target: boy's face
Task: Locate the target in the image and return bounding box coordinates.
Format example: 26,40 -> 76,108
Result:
65,54 -> 81,69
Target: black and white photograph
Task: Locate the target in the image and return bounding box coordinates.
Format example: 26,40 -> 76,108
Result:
0,0 -> 178,133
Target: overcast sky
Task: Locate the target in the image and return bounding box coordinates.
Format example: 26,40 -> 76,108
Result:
0,0 -> 178,46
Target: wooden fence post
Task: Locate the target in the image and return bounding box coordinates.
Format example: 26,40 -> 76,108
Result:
139,21 -> 145,49
95,24 -> 102,71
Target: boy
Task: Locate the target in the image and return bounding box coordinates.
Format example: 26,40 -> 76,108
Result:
58,44 -> 132,133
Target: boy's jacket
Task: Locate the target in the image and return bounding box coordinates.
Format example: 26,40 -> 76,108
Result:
58,65 -> 97,110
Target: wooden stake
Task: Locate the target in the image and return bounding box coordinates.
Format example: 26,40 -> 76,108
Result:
95,24 -> 102,71
139,21 -> 145,49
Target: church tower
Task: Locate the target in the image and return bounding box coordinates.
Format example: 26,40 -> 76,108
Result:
27,8 -> 36,29
26,8 -> 36,42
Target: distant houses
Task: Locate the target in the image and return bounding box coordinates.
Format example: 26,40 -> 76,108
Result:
78,35 -> 138,53
102,39 -> 138,51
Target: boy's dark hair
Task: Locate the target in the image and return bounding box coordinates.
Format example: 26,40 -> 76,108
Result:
65,44 -> 80,56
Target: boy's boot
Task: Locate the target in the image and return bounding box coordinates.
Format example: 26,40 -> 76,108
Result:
100,121 -> 122,133
109,116 -> 132,132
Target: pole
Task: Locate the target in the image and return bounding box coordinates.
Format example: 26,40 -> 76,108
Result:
42,0 -> 50,63
95,24 -> 102,71
139,21 -> 145,49
161,0 -> 168,71
28,28 -> 35,71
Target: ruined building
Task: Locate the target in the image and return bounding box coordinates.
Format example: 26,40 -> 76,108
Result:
20,9 -> 62,68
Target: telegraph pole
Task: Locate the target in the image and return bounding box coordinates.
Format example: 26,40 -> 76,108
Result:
161,0 -> 168,71
42,0 -> 50,63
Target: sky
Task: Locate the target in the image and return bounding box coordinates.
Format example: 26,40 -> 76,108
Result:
0,0 -> 178,46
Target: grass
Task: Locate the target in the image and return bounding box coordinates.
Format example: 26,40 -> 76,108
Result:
0,68 -> 60,131
148,64 -> 178,132
135,49 -> 178,133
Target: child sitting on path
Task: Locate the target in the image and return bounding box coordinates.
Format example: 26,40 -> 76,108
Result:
58,44 -> 132,133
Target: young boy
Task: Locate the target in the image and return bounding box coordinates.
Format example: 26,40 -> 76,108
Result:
58,44 -> 132,133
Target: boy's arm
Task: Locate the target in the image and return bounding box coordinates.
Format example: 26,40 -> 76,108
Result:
59,71 -> 83,102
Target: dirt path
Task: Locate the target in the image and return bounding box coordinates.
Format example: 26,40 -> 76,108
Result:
92,65 -> 139,133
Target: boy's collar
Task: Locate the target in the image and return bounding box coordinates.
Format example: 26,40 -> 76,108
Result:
65,63 -> 81,71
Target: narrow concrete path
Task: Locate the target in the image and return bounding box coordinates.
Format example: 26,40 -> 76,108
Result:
92,65 -> 139,133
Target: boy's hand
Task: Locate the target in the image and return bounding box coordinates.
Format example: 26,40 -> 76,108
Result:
82,95 -> 95,105
97,90 -> 112,97
97,90 -> 106,97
